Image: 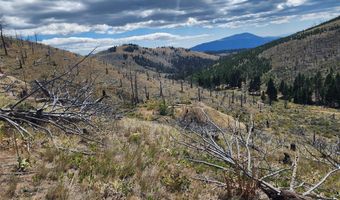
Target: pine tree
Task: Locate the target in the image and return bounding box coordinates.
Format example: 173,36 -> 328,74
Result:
324,68 -> 334,88
293,73 -> 304,104
324,69 -> 336,107
266,78 -> 277,105
261,91 -> 266,102
335,73 -> 340,107
325,76 -> 336,107
302,77 -> 313,105
249,76 -> 261,92
279,80 -> 285,93
278,80 -> 290,100
313,71 -> 323,104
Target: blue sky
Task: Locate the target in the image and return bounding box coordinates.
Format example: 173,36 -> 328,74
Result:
0,0 -> 339,54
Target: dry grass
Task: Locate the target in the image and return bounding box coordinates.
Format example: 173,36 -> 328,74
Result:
45,183 -> 69,200
0,37 -> 339,199
5,175 -> 18,199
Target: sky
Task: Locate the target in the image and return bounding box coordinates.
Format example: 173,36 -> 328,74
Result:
0,0 -> 339,55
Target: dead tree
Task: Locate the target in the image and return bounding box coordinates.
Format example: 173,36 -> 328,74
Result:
0,48 -> 116,165
146,72 -> 150,81
34,32 -> 38,45
129,71 -> 135,105
144,86 -> 149,100
119,79 -> 123,87
190,76 -> 193,88
0,23 -> 8,56
198,87 -> 201,102
178,109 -> 339,200
134,72 -> 139,104
159,80 -> 163,98
240,94 -> 243,107
232,91 -> 235,103
180,80 -> 183,92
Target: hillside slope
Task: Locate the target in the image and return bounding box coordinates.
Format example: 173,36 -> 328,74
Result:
194,16 -> 340,88
191,33 -> 277,52
95,44 -> 218,79
0,32 -> 339,200
260,17 -> 340,81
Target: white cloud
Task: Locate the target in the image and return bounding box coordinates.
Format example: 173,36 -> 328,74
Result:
4,23 -> 91,36
108,20 -> 161,34
3,17 -> 209,37
277,0 -> 307,10
270,15 -> 296,24
286,0 -> 307,7
300,9 -> 340,21
0,16 -> 33,28
41,33 -> 210,54
129,9 -> 186,18
44,1 -> 86,12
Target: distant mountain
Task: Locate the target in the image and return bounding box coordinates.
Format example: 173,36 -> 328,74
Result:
191,33 -> 278,52
194,16 -> 340,88
95,44 -> 218,79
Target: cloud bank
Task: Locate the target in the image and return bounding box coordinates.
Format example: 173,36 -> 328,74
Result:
1,0 -> 339,54
1,0 -> 339,35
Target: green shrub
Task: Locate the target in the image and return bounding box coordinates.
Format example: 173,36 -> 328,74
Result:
161,171 -> 190,192
128,132 -> 142,144
158,100 -> 168,116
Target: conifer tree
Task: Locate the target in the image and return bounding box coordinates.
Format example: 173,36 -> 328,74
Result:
279,80 -> 285,93
249,76 -> 261,92
313,71 -> 323,104
261,91 -> 266,102
266,78 -> 277,105
324,69 -> 336,107
335,73 -> 340,107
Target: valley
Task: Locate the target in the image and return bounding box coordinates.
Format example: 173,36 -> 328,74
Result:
0,12 -> 339,200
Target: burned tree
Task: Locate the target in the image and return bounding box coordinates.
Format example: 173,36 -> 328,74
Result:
0,22 -> 8,56
159,80 -> 163,98
0,49 -> 116,166
134,72 -> 139,104
144,86 -> 149,100
178,109 -> 339,200
197,87 -> 201,102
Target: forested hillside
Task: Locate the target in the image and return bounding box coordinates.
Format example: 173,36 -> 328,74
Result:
95,44 -> 218,79
194,16 -> 340,108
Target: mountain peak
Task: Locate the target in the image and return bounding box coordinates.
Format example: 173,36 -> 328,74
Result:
191,33 -> 278,52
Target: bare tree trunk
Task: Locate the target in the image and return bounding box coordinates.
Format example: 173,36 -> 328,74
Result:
119,79 -> 123,87
134,73 -> 139,104
34,33 -> 38,44
190,76 -> 193,88
198,87 -> 201,102
144,86 -> 149,100
241,94 -> 243,107
232,91 -> 235,104
130,72 -> 135,105
19,60 -> 22,69
159,81 -> 163,98
0,24 -> 8,56
180,81 -> 183,92
146,72 -> 150,80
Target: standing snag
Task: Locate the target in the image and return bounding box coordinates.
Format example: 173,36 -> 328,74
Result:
177,109 -> 339,200
0,22 -> 8,56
